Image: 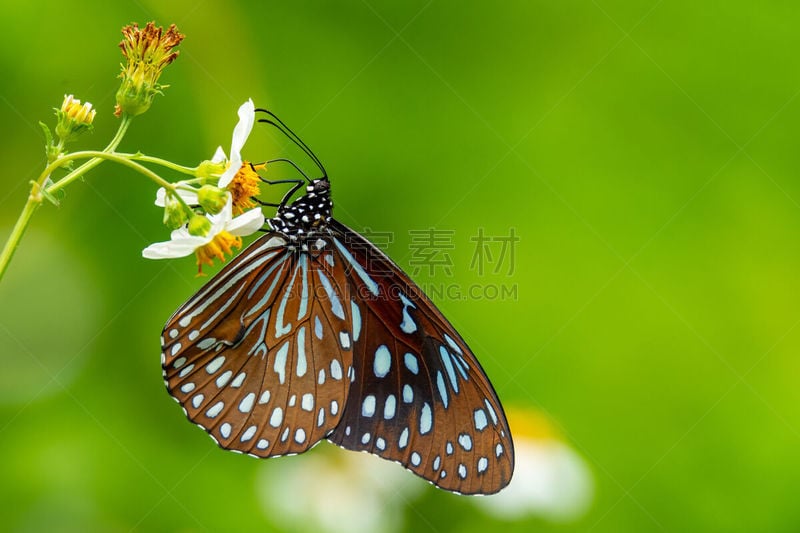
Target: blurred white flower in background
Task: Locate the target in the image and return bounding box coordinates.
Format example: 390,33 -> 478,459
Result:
257,447 -> 427,533
255,407 -> 592,531
473,407 -> 594,522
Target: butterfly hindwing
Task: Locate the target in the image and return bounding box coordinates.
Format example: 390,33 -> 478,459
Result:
161,234 -> 355,456
325,221 -> 514,494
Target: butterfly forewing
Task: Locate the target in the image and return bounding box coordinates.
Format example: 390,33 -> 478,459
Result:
162,234 -> 355,456
325,221 -> 514,494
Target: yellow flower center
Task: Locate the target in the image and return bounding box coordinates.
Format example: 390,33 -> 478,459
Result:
227,161 -> 264,214
194,230 -> 242,275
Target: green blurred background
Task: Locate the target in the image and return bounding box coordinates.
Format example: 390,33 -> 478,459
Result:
2,1 -> 800,531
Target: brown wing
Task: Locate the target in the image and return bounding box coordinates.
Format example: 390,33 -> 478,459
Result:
325,221 -> 514,494
161,234 -> 356,457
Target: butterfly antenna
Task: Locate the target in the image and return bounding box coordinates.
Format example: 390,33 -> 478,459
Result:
255,109 -> 328,180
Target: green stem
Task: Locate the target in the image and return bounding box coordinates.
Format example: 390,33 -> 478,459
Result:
45,151 -> 173,194
123,153 -> 198,176
0,115 -> 132,282
0,197 -> 38,281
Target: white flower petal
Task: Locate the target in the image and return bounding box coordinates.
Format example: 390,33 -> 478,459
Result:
231,99 -> 255,158
227,207 -> 265,237
211,146 -> 226,163
155,186 -> 199,207
218,99 -> 255,187
142,238 -> 202,259
217,164 -> 238,188
155,187 -> 168,207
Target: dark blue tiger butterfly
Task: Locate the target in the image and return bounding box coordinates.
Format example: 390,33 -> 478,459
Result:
160,110 -> 514,494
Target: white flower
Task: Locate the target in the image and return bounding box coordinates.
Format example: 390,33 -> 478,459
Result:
472,412 -> 594,523
257,447 -> 426,533
142,198 -> 264,261
218,98 -> 255,188
154,99 -> 255,206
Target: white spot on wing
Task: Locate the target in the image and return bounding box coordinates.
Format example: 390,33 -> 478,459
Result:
216,370 -> 232,388
362,395 -> 376,417
384,394 -> 396,420
373,345 -> 391,378
206,401 -> 224,419
274,342 -> 289,384
239,392 -> 256,413
420,403 -> 432,434
270,407 -> 283,427
206,356 -> 225,374
241,425 -> 257,442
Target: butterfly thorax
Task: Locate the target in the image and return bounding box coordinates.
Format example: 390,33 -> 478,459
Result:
268,178 -> 332,244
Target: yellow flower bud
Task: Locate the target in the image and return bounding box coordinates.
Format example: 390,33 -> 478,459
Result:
54,94 -> 96,142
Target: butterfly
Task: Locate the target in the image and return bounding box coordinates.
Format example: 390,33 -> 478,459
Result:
160,110 -> 514,494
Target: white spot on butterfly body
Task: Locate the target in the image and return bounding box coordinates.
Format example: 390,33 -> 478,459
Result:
216,370 -> 232,388
373,345 -> 391,378
206,401 -> 224,419
330,360 -> 342,381
411,452 -> 421,466
220,423 -> 232,439
206,356 -> 225,374
420,403 -> 432,434
384,395 -> 397,420
399,427 -> 409,449
239,393 -> 256,413
404,353 -> 419,374
270,407 -> 283,427
458,433 -> 473,451
474,409 -> 488,431
362,395 -> 376,417
477,457 -> 488,473
180,382 -> 195,393
274,342 -> 289,384
241,425 -> 257,442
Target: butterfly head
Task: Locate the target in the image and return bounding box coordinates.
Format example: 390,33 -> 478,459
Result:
269,177 -> 332,242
